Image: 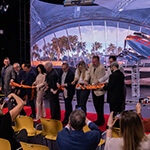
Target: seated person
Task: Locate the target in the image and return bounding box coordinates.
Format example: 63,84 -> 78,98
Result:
136,103 -> 150,132
56,109 -> 102,150
105,111 -> 150,150
0,93 -> 26,150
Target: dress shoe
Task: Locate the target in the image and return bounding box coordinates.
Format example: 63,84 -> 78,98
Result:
93,120 -> 105,126
30,113 -> 36,119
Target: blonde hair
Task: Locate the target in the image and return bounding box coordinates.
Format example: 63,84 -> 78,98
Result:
76,61 -> 87,80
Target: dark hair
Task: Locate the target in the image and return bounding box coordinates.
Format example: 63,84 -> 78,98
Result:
109,55 -> 117,61
120,111 -> 145,150
24,63 -> 31,68
69,109 -> 86,131
62,62 -> 69,67
92,55 -> 99,61
36,64 -> 46,74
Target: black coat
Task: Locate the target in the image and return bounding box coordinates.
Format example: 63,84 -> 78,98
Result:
104,69 -> 125,104
59,68 -> 75,98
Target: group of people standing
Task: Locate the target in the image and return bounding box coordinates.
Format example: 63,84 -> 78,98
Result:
0,55 -> 126,126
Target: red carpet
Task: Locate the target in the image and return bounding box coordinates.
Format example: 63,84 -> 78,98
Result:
3,106 -> 108,132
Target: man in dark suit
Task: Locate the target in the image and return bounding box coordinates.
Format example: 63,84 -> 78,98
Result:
56,109 -> 101,150
23,63 -> 36,118
45,62 -> 60,120
57,62 -> 75,124
103,62 -> 125,113
1,57 -> 15,97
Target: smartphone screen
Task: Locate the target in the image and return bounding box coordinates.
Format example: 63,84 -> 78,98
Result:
4,97 -> 9,101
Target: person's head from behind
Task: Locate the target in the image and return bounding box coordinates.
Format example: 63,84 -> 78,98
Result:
45,62 -> 53,72
69,109 -> 86,131
120,111 -> 145,150
3,57 -> 10,66
36,64 -> 46,74
109,55 -> 117,64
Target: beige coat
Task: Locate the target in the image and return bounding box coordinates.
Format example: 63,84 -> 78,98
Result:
85,63 -> 105,96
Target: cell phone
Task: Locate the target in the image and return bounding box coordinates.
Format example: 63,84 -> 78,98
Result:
4,97 -> 9,101
75,105 -> 82,110
113,112 -> 120,119
139,97 -> 150,104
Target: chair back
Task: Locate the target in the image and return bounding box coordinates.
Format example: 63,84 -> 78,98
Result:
20,141 -> 50,150
14,115 -> 38,136
40,118 -> 63,140
83,125 -> 90,132
112,127 -> 120,138
0,138 -> 11,150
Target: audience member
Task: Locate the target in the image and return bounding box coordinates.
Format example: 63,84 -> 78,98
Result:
72,61 -> 90,114
136,103 -> 150,132
44,62 -> 60,120
84,55 -> 105,126
56,109 -> 101,150
105,111 -> 150,150
32,64 -> 46,121
1,57 -> 15,97
57,62 -> 75,124
103,62 -> 125,113
23,63 -> 36,118
0,93 -> 26,150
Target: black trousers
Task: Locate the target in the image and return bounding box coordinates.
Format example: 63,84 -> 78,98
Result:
109,102 -> 123,113
92,91 -> 105,124
49,92 -> 60,120
63,95 -> 74,121
76,89 -> 90,114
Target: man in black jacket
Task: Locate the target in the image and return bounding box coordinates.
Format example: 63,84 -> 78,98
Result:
103,62 -> 125,113
57,62 -> 75,124
45,62 -> 60,120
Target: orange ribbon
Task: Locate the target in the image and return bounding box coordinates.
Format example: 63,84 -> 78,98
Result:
76,83 -> 104,90
10,81 -> 36,100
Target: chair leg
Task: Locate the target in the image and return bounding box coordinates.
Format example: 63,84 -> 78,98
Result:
50,140 -> 54,150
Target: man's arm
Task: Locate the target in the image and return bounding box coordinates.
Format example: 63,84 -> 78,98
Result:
99,67 -> 111,83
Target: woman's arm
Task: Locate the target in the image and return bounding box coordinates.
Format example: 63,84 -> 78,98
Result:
7,93 -> 26,121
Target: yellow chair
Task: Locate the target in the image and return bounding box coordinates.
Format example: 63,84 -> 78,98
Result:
112,127 -> 120,138
40,118 -> 63,150
13,115 -> 42,136
20,141 -> 50,150
0,138 -> 11,150
83,125 -> 105,150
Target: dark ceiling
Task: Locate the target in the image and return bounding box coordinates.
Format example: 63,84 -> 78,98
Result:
31,0 -> 150,44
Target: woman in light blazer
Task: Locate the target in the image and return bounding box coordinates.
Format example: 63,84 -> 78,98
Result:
33,64 -> 46,121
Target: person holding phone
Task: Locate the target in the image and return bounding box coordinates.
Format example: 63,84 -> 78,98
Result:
56,109 -> 102,150
105,111 -> 150,150
136,103 -> 150,132
0,93 -> 26,150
